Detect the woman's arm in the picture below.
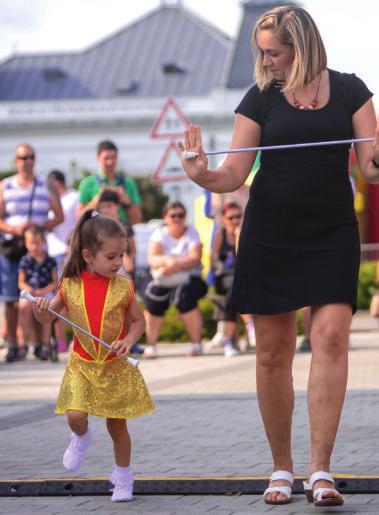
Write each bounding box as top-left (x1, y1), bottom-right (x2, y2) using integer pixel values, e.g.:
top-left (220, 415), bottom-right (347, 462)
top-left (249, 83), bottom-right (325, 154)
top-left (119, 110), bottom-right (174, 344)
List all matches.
top-left (44, 183), bottom-right (64, 231)
top-left (179, 115), bottom-right (261, 193)
top-left (210, 230), bottom-right (223, 269)
top-left (148, 240), bottom-right (171, 269)
top-left (352, 99), bottom-right (379, 183)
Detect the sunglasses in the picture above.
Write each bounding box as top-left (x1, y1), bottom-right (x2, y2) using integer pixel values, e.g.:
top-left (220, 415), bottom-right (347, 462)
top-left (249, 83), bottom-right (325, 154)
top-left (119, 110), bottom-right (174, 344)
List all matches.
top-left (168, 212), bottom-right (185, 219)
top-left (17, 155), bottom-right (35, 161)
top-left (226, 214), bottom-right (242, 221)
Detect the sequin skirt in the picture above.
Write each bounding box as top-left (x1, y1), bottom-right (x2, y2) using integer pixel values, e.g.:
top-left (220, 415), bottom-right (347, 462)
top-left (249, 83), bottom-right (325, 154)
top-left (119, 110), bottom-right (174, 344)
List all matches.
top-left (55, 352), bottom-right (155, 419)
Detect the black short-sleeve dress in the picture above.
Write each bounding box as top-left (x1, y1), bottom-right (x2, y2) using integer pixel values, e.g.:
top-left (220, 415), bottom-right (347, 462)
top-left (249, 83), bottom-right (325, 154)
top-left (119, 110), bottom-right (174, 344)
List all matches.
top-left (231, 69), bottom-right (373, 315)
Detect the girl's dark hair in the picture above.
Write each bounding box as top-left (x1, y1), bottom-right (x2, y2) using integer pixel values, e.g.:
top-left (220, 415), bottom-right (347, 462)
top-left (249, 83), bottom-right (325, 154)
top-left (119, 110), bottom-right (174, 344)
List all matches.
top-left (61, 209), bottom-right (126, 281)
top-left (162, 200), bottom-right (186, 216)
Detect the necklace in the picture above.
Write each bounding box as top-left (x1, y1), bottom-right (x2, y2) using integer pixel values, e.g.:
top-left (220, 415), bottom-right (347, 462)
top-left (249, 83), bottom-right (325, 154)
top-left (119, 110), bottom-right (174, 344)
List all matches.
top-left (292, 74), bottom-right (322, 110)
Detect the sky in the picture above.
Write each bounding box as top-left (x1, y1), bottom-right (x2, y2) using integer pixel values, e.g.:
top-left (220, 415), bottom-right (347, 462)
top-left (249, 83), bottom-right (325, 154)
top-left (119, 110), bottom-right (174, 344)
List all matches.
top-left (0, 0), bottom-right (378, 101)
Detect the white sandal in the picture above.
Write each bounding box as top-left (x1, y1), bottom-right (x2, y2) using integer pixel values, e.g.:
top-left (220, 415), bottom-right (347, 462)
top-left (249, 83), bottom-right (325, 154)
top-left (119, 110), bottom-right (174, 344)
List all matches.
top-left (303, 471), bottom-right (344, 507)
top-left (263, 470), bottom-right (294, 505)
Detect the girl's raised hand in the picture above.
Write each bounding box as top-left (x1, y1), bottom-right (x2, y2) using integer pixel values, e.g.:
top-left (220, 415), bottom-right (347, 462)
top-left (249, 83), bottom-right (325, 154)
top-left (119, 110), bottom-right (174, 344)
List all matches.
top-left (178, 124), bottom-right (208, 182)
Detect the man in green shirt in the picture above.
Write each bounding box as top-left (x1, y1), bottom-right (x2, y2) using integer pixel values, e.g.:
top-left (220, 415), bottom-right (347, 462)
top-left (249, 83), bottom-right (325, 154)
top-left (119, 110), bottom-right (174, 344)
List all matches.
top-left (78, 140), bottom-right (142, 224)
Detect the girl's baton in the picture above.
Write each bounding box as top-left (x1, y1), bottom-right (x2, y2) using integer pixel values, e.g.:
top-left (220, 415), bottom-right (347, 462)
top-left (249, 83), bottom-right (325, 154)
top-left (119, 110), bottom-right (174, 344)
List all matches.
top-left (20, 290), bottom-right (139, 368)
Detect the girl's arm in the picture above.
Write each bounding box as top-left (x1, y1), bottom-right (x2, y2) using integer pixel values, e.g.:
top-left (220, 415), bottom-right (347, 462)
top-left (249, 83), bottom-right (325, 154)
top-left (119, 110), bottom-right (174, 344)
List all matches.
top-left (111, 298), bottom-right (146, 356)
top-left (179, 116), bottom-right (261, 193)
top-left (33, 291), bottom-right (65, 324)
top-left (18, 271), bottom-right (33, 293)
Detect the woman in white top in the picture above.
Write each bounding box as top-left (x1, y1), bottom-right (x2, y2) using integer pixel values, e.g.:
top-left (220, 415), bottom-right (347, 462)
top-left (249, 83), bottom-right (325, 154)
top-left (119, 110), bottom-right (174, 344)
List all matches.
top-left (144, 201), bottom-right (207, 358)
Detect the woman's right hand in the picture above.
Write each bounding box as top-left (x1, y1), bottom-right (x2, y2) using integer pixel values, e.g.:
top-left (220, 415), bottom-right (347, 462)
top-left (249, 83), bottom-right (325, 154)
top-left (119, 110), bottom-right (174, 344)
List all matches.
top-left (179, 124), bottom-right (208, 182)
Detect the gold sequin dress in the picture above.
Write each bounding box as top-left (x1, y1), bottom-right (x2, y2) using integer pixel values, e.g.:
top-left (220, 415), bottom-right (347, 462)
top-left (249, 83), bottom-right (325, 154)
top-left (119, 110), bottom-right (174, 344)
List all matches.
top-left (55, 271), bottom-right (155, 418)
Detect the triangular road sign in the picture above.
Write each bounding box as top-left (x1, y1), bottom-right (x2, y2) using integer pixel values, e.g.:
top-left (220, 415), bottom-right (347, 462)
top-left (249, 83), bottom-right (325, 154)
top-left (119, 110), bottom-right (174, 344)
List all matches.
top-left (152, 141), bottom-right (188, 183)
top-left (151, 96), bottom-right (190, 139)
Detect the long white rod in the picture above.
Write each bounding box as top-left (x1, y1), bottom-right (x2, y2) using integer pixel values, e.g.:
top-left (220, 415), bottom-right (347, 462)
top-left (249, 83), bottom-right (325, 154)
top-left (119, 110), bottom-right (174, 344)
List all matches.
top-left (20, 290), bottom-right (139, 368)
top-left (183, 137), bottom-right (374, 159)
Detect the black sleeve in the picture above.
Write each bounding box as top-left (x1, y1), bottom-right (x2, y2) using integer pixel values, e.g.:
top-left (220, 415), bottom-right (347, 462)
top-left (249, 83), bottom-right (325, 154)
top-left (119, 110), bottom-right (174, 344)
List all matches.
top-left (348, 73), bottom-right (373, 115)
top-left (234, 84), bottom-right (266, 126)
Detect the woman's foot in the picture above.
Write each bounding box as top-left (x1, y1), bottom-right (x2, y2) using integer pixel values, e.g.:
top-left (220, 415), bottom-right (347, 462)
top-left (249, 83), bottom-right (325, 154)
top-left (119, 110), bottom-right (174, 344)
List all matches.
top-left (263, 470), bottom-right (294, 505)
top-left (304, 471), bottom-right (344, 506)
top-left (143, 345), bottom-right (157, 359)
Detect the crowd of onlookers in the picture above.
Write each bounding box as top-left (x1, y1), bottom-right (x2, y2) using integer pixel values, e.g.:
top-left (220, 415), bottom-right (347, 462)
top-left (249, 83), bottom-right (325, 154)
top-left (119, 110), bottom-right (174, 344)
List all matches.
top-left (0, 139), bottom-right (258, 364)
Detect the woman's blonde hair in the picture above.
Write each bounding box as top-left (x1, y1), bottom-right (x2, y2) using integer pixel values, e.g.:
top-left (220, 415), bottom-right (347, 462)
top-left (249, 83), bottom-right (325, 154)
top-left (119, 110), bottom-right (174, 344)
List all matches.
top-left (252, 6), bottom-right (327, 93)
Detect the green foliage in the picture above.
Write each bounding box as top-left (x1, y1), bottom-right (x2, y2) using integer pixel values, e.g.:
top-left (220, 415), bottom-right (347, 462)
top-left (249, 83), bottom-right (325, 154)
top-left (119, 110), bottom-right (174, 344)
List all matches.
top-left (0, 169), bottom-right (16, 180)
top-left (134, 176), bottom-right (168, 221)
top-left (357, 261), bottom-right (377, 309)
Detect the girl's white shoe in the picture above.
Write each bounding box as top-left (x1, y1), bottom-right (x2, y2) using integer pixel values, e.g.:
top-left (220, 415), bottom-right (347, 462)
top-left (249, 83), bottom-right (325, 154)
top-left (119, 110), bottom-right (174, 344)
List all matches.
top-left (63, 428), bottom-right (92, 470)
top-left (110, 467), bottom-right (134, 502)
top-left (263, 470), bottom-right (294, 505)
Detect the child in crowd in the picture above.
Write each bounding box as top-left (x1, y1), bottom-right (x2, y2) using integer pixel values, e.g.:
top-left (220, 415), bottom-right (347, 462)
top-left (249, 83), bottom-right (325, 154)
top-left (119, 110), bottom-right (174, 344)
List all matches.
top-left (18, 224), bottom-right (58, 360)
top-left (33, 210), bottom-right (154, 502)
top-left (98, 189), bottom-right (136, 280)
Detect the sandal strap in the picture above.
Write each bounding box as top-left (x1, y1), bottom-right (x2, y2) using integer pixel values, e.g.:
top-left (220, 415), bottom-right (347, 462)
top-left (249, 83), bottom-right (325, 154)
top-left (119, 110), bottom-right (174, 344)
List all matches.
top-left (263, 485), bottom-right (292, 500)
top-left (270, 470), bottom-right (294, 484)
top-left (308, 470), bottom-right (334, 489)
top-left (313, 487), bottom-right (340, 502)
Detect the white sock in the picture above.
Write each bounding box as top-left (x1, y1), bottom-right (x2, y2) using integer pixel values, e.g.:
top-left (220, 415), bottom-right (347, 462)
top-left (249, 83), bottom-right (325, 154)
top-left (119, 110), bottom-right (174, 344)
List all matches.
top-left (114, 465), bottom-right (131, 474)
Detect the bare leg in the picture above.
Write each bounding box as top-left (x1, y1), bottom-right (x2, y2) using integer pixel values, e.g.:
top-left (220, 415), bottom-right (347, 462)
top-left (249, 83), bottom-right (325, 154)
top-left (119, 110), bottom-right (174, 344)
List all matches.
top-left (254, 312), bottom-right (297, 503)
top-left (180, 307), bottom-right (202, 343)
top-left (5, 301), bottom-right (18, 344)
top-left (17, 301), bottom-right (34, 349)
top-left (307, 303), bottom-right (350, 501)
top-left (107, 418), bottom-right (131, 467)
top-left (144, 311), bottom-right (164, 346)
top-left (66, 410), bottom-right (88, 436)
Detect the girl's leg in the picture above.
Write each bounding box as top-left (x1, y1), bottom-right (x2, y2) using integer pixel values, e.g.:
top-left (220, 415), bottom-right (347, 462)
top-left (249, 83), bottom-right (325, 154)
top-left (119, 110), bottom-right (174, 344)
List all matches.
top-left (307, 303), bottom-right (351, 501)
top-left (66, 410), bottom-right (88, 435)
top-left (180, 307), bottom-right (202, 343)
top-left (254, 311), bottom-right (297, 503)
top-left (63, 410), bottom-right (91, 470)
top-left (106, 418), bottom-right (131, 467)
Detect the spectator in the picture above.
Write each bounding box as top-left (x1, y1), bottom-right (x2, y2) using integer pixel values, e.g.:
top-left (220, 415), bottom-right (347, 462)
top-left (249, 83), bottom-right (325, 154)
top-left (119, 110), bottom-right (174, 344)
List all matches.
top-left (144, 201), bottom-right (207, 358)
top-left (77, 140), bottom-right (142, 224)
top-left (98, 189), bottom-right (136, 280)
top-left (18, 225), bottom-right (58, 360)
top-left (210, 202), bottom-right (255, 356)
top-left (46, 169), bottom-right (78, 353)
top-left (0, 144), bottom-right (63, 362)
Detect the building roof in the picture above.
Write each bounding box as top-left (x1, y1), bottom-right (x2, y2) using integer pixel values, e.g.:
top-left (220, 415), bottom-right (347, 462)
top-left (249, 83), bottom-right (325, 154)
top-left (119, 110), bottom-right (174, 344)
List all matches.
top-left (227, 0), bottom-right (293, 89)
top-left (0, 4), bottom-right (231, 101)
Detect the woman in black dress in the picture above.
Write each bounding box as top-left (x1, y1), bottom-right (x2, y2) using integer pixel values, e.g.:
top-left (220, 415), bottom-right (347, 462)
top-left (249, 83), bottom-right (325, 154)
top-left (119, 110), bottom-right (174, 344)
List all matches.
top-left (180, 5), bottom-right (379, 508)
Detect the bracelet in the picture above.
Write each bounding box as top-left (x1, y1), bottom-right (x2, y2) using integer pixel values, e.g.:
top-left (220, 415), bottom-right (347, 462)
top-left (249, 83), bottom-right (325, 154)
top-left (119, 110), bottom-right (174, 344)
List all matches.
top-left (372, 158), bottom-right (379, 169)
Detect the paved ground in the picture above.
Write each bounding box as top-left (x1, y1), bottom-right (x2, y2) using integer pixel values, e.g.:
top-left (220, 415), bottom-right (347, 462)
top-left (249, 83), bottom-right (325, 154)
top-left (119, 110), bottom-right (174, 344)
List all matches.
top-left (0, 311), bottom-right (378, 514)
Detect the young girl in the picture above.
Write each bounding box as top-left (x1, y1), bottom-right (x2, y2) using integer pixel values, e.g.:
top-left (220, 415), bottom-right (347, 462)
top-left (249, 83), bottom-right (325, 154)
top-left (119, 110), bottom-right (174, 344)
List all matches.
top-left (33, 209), bottom-right (155, 502)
